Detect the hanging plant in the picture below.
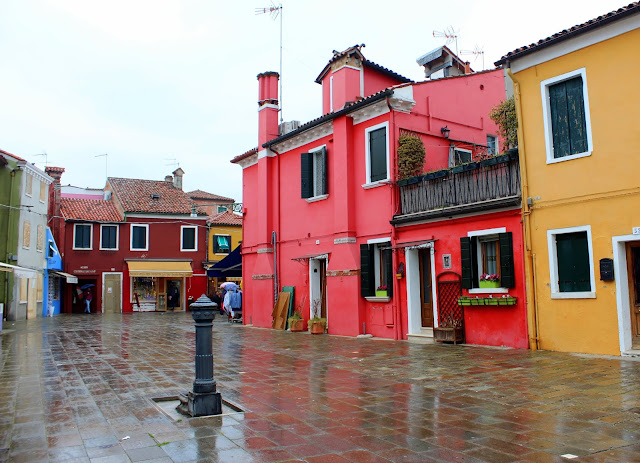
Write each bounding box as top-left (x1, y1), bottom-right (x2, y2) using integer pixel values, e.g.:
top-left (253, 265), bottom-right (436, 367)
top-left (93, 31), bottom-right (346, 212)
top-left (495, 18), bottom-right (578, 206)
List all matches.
top-left (489, 97), bottom-right (518, 151)
top-left (397, 133), bottom-right (425, 180)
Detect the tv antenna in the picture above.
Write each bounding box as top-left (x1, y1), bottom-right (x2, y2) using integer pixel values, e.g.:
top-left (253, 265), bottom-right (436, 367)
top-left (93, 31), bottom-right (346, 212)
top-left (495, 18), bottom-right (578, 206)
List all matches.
top-left (433, 26), bottom-right (459, 55)
top-left (256, 3), bottom-right (283, 124)
top-left (461, 45), bottom-right (485, 70)
top-left (165, 158), bottom-right (179, 170)
top-left (34, 151), bottom-right (48, 168)
top-left (95, 153), bottom-right (108, 183)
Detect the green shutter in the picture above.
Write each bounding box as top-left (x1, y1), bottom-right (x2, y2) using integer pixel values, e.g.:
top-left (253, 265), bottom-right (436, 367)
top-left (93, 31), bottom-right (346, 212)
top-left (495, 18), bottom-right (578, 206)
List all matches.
top-left (319, 147), bottom-right (327, 195)
top-left (384, 248), bottom-right (393, 297)
top-left (360, 244), bottom-right (374, 297)
top-left (369, 128), bottom-right (387, 182)
top-left (550, 82), bottom-right (570, 159)
top-left (565, 76), bottom-right (588, 155)
top-left (460, 237), bottom-right (474, 289)
top-left (301, 152), bottom-right (313, 198)
top-left (499, 232), bottom-right (515, 288)
top-left (556, 232), bottom-right (591, 292)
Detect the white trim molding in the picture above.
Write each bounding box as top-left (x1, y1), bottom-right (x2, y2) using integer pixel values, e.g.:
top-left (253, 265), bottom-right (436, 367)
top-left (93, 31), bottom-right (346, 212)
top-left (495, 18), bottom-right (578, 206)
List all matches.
top-left (389, 86), bottom-right (416, 113)
top-left (271, 121), bottom-right (333, 153)
top-left (73, 223), bottom-right (93, 250)
top-left (612, 234), bottom-right (640, 354)
top-left (130, 224), bottom-right (149, 251)
top-left (364, 121), bottom-right (390, 185)
top-left (547, 225), bottom-right (596, 299)
top-left (348, 100), bottom-right (389, 125)
top-left (541, 68), bottom-right (593, 164)
top-left (237, 152), bottom-right (258, 169)
top-left (257, 148), bottom-right (277, 159)
top-left (180, 225), bottom-right (198, 252)
top-left (99, 224), bottom-right (119, 251)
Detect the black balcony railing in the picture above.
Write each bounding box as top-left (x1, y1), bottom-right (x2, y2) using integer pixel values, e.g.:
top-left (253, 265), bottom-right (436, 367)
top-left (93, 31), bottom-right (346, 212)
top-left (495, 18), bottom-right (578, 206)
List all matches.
top-left (394, 150), bottom-right (521, 223)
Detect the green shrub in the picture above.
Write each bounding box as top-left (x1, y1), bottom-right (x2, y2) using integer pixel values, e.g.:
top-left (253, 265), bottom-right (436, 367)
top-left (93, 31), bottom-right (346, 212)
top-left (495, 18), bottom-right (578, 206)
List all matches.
top-left (397, 134), bottom-right (426, 180)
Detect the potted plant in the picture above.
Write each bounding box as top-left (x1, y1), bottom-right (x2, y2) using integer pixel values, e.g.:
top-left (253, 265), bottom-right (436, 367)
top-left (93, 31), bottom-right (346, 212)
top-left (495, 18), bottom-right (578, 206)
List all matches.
top-left (479, 274), bottom-right (500, 289)
top-left (375, 285), bottom-right (388, 297)
top-left (433, 315), bottom-right (464, 344)
top-left (288, 310), bottom-right (304, 332)
top-left (309, 316), bottom-right (327, 334)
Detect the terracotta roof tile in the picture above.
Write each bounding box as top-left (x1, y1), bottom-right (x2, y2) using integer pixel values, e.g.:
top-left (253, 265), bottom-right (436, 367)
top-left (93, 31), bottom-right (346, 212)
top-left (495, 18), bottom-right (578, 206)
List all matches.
top-left (61, 198), bottom-right (123, 222)
top-left (108, 177), bottom-right (204, 215)
top-left (207, 211), bottom-right (242, 226)
top-left (188, 189), bottom-right (235, 202)
top-left (0, 149), bottom-right (26, 162)
top-left (231, 147), bottom-right (258, 164)
top-left (496, 2), bottom-right (640, 65)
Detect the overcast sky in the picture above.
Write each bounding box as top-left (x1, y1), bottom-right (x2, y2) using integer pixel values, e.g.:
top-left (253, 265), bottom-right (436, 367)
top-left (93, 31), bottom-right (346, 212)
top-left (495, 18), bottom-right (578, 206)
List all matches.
top-left (0, 0), bottom-right (625, 202)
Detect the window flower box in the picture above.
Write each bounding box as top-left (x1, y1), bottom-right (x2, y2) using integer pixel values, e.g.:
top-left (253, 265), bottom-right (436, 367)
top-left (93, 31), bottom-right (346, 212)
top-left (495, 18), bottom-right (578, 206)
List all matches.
top-left (424, 169), bottom-right (448, 181)
top-left (375, 290), bottom-right (388, 297)
top-left (479, 281), bottom-right (500, 289)
top-left (497, 297), bottom-right (517, 306)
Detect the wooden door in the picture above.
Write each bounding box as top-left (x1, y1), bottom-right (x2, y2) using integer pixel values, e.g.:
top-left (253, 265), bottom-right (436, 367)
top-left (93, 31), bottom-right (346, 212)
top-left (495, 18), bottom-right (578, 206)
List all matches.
top-left (103, 274), bottom-right (121, 314)
top-left (627, 245), bottom-right (640, 348)
top-left (419, 250), bottom-right (434, 328)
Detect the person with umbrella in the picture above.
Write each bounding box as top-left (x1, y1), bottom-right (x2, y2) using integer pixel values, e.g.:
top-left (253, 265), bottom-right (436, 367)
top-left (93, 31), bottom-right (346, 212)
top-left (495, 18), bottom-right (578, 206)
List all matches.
top-left (81, 284), bottom-right (94, 313)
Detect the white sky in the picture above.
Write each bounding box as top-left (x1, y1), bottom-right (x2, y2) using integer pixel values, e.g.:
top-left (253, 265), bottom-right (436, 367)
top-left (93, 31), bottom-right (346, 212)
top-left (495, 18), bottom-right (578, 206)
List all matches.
top-left (0, 0), bottom-right (625, 203)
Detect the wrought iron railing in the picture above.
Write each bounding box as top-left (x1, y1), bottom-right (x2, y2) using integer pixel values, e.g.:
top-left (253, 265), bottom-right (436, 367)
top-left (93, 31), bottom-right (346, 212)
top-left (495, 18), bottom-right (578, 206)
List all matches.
top-left (398, 151), bottom-right (520, 216)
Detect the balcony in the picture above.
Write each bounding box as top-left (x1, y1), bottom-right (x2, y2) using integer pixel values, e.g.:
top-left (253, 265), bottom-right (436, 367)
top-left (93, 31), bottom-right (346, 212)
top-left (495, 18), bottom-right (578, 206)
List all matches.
top-left (392, 149), bottom-right (521, 225)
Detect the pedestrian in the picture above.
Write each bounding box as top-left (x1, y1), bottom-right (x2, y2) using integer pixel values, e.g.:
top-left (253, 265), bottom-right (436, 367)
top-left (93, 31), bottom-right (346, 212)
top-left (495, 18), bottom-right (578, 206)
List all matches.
top-left (84, 288), bottom-right (92, 313)
top-left (212, 290), bottom-right (222, 314)
top-left (168, 285), bottom-right (180, 311)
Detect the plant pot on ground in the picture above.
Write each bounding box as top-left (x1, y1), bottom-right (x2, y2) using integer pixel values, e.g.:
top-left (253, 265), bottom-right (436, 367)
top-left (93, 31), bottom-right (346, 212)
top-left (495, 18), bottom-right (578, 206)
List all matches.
top-left (309, 317), bottom-right (326, 334)
top-left (288, 310), bottom-right (304, 332)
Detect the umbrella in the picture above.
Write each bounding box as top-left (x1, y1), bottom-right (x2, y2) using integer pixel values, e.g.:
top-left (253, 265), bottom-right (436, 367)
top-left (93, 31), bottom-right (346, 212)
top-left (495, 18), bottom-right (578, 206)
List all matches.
top-left (220, 282), bottom-right (238, 290)
top-left (80, 284), bottom-right (95, 290)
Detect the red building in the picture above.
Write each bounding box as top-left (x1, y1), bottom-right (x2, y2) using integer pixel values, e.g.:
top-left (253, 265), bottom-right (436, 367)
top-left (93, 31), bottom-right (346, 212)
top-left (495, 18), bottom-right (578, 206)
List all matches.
top-left (234, 45), bottom-right (528, 347)
top-left (55, 169), bottom-right (208, 313)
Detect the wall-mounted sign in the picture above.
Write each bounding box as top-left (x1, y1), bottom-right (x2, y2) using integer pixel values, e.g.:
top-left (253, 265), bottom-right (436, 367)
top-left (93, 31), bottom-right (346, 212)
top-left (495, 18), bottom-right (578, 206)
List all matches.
top-left (633, 227), bottom-right (640, 235)
top-left (600, 258), bottom-right (614, 281)
top-left (443, 254), bottom-right (452, 269)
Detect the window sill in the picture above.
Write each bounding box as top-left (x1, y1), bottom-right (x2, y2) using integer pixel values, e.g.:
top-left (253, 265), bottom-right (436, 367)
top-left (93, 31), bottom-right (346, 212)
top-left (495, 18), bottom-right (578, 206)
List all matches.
top-left (100, 248), bottom-right (119, 251)
top-left (547, 150), bottom-right (592, 164)
top-left (468, 288), bottom-right (509, 294)
top-left (551, 291), bottom-right (596, 299)
top-left (130, 249), bottom-right (148, 252)
top-left (180, 249), bottom-right (198, 252)
top-left (306, 194), bottom-right (328, 203)
top-left (365, 296), bottom-right (391, 303)
top-left (362, 180), bottom-right (390, 190)
top-left (72, 248), bottom-right (92, 251)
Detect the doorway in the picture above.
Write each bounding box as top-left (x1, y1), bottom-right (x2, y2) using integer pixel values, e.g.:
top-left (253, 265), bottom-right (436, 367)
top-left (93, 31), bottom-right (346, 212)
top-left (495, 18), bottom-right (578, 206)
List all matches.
top-left (103, 273), bottom-right (122, 314)
top-left (419, 250), bottom-right (434, 328)
top-left (627, 244), bottom-right (640, 349)
top-left (406, 245), bottom-right (437, 336)
top-left (166, 279), bottom-right (182, 311)
top-left (309, 258), bottom-right (327, 321)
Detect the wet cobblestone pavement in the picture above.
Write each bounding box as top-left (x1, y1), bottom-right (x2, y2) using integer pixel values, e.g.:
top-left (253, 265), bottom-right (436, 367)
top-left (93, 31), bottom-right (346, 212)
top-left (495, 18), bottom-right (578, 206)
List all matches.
top-left (1, 313), bottom-right (640, 462)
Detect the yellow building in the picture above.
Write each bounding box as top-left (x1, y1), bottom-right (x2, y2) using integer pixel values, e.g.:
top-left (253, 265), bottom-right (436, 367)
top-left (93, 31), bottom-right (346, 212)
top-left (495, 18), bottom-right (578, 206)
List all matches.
top-left (206, 210), bottom-right (243, 294)
top-left (497, 4), bottom-right (640, 355)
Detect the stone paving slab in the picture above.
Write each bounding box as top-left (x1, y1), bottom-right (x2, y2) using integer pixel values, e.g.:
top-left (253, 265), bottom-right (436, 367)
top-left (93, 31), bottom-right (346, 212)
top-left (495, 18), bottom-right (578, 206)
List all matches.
top-left (1, 313), bottom-right (640, 462)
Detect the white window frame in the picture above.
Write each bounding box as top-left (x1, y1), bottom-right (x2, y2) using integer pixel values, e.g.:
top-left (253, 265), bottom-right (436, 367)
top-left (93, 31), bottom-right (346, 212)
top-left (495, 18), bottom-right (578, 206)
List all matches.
top-left (100, 224), bottom-right (119, 251)
top-left (454, 148), bottom-right (472, 166)
top-left (541, 68), bottom-right (593, 164)
top-left (306, 144), bottom-right (329, 202)
top-left (363, 121), bottom-right (390, 188)
top-left (130, 224), bottom-right (149, 251)
top-left (486, 135), bottom-right (498, 155)
top-left (367, 237), bottom-right (391, 295)
top-left (181, 225), bottom-right (198, 252)
top-left (547, 225), bottom-right (596, 299)
top-left (73, 223), bottom-right (93, 250)
top-left (467, 227), bottom-right (509, 294)
top-left (217, 205), bottom-right (228, 213)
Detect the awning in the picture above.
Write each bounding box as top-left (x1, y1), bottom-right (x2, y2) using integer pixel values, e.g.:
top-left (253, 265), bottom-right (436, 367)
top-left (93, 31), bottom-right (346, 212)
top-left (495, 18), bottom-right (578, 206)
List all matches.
top-left (0, 262), bottom-right (38, 279)
top-left (207, 246), bottom-right (242, 277)
top-left (50, 270), bottom-right (79, 284)
top-left (381, 239), bottom-right (437, 250)
top-left (291, 252), bottom-right (329, 262)
top-left (127, 261), bottom-right (193, 278)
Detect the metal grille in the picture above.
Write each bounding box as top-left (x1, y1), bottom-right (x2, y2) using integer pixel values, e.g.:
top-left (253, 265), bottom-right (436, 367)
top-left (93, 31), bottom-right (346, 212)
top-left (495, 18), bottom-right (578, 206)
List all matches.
top-left (437, 271), bottom-right (463, 326)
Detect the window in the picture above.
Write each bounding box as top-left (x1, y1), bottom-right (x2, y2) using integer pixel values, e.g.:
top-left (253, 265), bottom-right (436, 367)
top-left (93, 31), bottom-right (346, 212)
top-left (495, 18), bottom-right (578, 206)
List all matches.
top-left (39, 181), bottom-right (47, 202)
top-left (214, 235), bottom-right (231, 254)
top-left (25, 174), bottom-right (33, 196)
top-left (22, 221), bottom-right (31, 249)
top-left (487, 135), bottom-right (498, 155)
top-left (461, 229), bottom-right (515, 291)
top-left (181, 226), bottom-right (197, 251)
top-left (454, 148), bottom-right (472, 165)
top-left (217, 205), bottom-right (228, 213)
top-left (36, 224), bottom-right (44, 252)
top-left (301, 146), bottom-right (327, 199)
top-left (100, 224), bottom-right (118, 250)
top-left (19, 278), bottom-right (28, 303)
top-left (547, 226), bottom-right (595, 299)
top-left (360, 240), bottom-right (393, 298)
top-left (541, 68), bottom-right (592, 163)
top-left (131, 224), bottom-right (149, 251)
top-left (36, 273), bottom-right (43, 302)
top-left (365, 123), bottom-right (389, 185)
top-left (73, 224), bottom-right (92, 250)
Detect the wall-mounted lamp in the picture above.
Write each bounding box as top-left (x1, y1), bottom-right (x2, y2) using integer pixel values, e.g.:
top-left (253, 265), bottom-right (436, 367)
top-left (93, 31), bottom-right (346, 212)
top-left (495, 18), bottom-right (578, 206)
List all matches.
top-left (440, 126), bottom-right (450, 139)
top-left (190, 205), bottom-right (197, 218)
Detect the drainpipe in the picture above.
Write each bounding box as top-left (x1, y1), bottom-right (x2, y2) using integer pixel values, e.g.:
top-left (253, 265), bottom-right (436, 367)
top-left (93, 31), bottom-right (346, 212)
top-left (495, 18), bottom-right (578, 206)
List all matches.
top-left (272, 231), bottom-right (278, 304)
top-left (4, 169), bottom-right (17, 313)
top-left (387, 97), bottom-right (402, 341)
top-left (506, 65), bottom-right (539, 350)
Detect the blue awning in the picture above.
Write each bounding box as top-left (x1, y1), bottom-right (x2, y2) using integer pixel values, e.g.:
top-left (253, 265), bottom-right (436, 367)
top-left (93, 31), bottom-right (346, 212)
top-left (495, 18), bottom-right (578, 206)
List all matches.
top-left (207, 245), bottom-right (242, 277)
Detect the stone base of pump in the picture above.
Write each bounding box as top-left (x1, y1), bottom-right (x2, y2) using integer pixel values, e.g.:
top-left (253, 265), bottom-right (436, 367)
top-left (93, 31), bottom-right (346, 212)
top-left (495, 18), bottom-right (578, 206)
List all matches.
top-left (176, 391), bottom-right (222, 417)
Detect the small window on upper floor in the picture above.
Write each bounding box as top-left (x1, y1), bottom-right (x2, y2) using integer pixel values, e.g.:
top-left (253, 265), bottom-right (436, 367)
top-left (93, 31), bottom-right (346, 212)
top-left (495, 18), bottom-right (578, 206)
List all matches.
top-left (487, 135), bottom-right (498, 155)
top-left (214, 235), bottom-right (231, 254)
top-left (74, 224), bottom-right (92, 250)
top-left (453, 148), bottom-right (472, 166)
top-left (39, 181), bottom-right (47, 202)
top-left (100, 224), bottom-right (118, 250)
top-left (36, 224), bottom-right (44, 252)
top-left (181, 226), bottom-right (197, 251)
top-left (217, 205), bottom-right (228, 213)
top-left (131, 224), bottom-right (148, 251)
top-left (301, 146), bottom-right (327, 199)
top-left (22, 221), bottom-right (31, 249)
top-left (25, 174), bottom-right (33, 196)
top-left (365, 123), bottom-right (389, 185)
top-left (541, 68), bottom-right (592, 164)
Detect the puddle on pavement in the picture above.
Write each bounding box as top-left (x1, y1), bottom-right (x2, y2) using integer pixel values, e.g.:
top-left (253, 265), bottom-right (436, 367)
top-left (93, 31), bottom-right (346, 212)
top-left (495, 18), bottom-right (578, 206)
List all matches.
top-left (151, 396), bottom-right (244, 422)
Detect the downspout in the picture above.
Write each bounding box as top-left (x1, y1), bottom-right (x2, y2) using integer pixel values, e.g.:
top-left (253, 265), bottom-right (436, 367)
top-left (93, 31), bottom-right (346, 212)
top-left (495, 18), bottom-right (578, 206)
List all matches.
top-left (4, 169), bottom-right (16, 313)
top-left (387, 97), bottom-right (402, 341)
top-left (507, 65), bottom-right (539, 350)
top-left (271, 145), bottom-right (282, 306)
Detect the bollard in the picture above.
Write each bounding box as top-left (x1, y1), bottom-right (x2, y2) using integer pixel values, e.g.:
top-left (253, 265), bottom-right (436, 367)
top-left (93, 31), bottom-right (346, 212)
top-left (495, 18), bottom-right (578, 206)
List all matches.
top-left (177, 294), bottom-right (222, 417)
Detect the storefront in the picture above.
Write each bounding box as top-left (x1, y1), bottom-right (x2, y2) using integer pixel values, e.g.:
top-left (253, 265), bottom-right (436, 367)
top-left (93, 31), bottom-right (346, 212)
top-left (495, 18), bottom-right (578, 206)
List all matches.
top-left (127, 260), bottom-right (193, 312)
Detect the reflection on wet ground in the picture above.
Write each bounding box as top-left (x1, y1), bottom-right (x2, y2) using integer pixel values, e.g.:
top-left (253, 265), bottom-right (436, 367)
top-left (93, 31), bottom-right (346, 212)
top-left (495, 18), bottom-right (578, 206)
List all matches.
top-left (1, 312), bottom-right (640, 462)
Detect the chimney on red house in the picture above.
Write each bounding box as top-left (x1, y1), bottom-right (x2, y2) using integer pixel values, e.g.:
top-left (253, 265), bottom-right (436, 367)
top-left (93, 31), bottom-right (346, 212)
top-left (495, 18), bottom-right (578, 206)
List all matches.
top-left (257, 71), bottom-right (280, 146)
top-left (45, 166), bottom-right (65, 246)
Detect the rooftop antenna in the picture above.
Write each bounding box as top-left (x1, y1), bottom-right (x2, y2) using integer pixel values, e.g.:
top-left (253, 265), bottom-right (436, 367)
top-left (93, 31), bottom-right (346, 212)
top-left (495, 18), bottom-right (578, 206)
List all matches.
top-left (461, 44), bottom-right (485, 70)
top-left (433, 26), bottom-right (459, 56)
top-left (95, 153), bottom-right (108, 183)
top-left (165, 158), bottom-right (179, 170)
top-left (34, 151), bottom-right (48, 168)
top-left (256, 3), bottom-right (283, 124)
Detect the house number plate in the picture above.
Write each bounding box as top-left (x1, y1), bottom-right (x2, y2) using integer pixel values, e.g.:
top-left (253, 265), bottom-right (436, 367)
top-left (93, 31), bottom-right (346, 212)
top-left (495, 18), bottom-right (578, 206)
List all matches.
top-left (633, 227), bottom-right (640, 235)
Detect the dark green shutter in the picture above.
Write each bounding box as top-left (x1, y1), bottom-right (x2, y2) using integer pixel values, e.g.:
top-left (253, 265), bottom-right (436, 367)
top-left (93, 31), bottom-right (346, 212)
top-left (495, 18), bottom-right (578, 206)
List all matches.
top-left (460, 237), bottom-right (474, 289)
top-left (369, 128), bottom-right (387, 182)
top-left (550, 76), bottom-right (587, 159)
top-left (301, 152), bottom-right (313, 198)
top-left (550, 82), bottom-right (570, 159)
top-left (499, 232), bottom-right (515, 288)
top-left (556, 232), bottom-right (591, 292)
top-left (319, 147), bottom-right (327, 195)
top-left (360, 244), bottom-right (374, 297)
top-left (384, 248), bottom-right (393, 297)
top-left (565, 77), bottom-right (588, 154)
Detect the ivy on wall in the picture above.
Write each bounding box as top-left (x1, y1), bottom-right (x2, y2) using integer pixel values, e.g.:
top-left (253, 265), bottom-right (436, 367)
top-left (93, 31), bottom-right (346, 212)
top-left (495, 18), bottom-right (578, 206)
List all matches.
top-left (489, 97), bottom-right (518, 151)
top-left (397, 133), bottom-right (426, 180)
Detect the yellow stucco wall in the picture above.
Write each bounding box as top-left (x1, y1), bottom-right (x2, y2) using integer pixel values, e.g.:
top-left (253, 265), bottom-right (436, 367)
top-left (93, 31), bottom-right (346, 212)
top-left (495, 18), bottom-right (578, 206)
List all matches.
top-left (208, 225), bottom-right (242, 263)
top-left (514, 27), bottom-right (640, 355)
